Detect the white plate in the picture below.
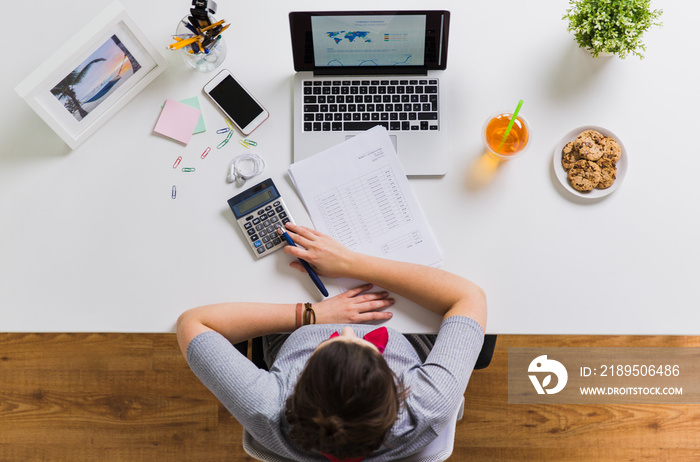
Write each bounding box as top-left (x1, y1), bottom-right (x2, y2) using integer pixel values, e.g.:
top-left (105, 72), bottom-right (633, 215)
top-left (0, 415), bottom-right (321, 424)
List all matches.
top-left (552, 125), bottom-right (628, 199)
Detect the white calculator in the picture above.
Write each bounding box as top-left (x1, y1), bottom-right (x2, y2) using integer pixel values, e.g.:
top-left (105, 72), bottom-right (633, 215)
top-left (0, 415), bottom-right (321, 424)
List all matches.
top-left (227, 178), bottom-right (294, 258)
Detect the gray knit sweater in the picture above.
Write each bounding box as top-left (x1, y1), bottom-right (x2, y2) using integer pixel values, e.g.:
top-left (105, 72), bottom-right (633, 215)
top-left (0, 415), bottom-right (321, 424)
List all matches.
top-left (187, 316), bottom-right (484, 461)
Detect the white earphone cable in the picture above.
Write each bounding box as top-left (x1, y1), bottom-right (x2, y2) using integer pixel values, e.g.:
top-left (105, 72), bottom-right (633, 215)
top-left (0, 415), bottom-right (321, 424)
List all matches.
top-left (227, 153), bottom-right (266, 186)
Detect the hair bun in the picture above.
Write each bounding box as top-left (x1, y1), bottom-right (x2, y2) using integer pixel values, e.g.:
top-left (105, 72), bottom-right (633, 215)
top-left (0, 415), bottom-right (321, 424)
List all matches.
top-left (315, 414), bottom-right (348, 446)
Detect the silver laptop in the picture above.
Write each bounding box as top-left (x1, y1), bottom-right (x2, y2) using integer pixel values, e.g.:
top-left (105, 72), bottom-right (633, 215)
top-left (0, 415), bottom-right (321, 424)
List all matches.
top-left (290, 10), bottom-right (451, 176)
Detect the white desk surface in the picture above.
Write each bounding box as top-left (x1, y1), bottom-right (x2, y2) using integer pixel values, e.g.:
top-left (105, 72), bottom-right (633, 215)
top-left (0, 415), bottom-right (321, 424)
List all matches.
top-left (1, 0), bottom-right (697, 334)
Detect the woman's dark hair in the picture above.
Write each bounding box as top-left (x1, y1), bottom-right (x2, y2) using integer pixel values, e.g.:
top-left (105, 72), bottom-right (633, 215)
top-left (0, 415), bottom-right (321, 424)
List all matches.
top-left (285, 340), bottom-right (404, 459)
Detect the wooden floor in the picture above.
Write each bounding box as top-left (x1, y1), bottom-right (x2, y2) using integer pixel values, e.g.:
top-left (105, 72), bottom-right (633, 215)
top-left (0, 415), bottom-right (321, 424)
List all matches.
top-left (1, 334), bottom-right (699, 461)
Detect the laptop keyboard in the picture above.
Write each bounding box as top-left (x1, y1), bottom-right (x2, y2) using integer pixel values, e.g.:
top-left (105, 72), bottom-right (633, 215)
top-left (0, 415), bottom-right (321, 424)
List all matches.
top-left (302, 79), bottom-right (439, 132)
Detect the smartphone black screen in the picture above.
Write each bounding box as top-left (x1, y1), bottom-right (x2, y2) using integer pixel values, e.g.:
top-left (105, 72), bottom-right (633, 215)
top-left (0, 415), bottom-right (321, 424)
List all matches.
top-left (209, 75), bottom-right (264, 128)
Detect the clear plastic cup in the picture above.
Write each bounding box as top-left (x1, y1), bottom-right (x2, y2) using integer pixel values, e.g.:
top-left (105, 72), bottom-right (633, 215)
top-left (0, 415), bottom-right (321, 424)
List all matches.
top-left (482, 111), bottom-right (531, 160)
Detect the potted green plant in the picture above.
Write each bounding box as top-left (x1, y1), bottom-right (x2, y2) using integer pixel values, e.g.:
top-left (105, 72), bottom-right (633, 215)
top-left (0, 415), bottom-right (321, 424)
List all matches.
top-left (563, 0), bottom-right (662, 59)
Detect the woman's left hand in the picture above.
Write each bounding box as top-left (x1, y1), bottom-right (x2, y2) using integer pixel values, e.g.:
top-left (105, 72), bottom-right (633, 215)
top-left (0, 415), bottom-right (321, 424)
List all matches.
top-left (314, 283), bottom-right (394, 324)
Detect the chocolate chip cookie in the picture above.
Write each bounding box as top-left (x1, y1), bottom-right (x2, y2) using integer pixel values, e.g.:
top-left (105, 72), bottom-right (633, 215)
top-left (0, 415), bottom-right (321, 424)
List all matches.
top-left (561, 142), bottom-right (579, 170)
top-left (599, 137), bottom-right (622, 164)
top-left (574, 135), bottom-right (603, 161)
top-left (568, 160), bottom-right (602, 192)
top-left (596, 158), bottom-right (617, 189)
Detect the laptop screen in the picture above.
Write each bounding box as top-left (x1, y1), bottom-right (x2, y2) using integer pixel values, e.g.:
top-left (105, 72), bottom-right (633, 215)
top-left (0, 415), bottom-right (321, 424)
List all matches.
top-left (310, 14), bottom-right (427, 67)
top-left (290, 10), bottom-right (450, 74)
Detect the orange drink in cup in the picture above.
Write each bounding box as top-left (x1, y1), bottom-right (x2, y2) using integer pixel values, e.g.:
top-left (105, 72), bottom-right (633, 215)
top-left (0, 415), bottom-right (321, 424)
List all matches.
top-left (482, 106), bottom-right (530, 160)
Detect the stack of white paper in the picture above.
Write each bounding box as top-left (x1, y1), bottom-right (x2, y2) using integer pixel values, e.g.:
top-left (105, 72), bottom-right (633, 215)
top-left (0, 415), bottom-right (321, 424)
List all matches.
top-left (289, 126), bottom-right (443, 292)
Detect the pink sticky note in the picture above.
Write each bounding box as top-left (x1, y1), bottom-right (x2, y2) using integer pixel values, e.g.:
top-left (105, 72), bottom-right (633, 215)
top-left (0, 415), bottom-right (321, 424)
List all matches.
top-left (153, 98), bottom-right (202, 145)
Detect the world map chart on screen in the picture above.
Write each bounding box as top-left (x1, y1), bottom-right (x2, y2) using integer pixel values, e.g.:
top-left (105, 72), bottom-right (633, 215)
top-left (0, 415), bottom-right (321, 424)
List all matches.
top-left (326, 31), bottom-right (372, 44)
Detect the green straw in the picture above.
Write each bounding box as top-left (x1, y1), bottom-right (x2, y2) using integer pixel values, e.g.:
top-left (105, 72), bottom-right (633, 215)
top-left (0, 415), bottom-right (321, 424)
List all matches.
top-left (497, 99), bottom-right (524, 152)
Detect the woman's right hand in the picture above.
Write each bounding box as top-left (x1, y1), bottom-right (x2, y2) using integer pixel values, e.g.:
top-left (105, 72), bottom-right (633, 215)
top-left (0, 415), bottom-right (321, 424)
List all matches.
top-left (282, 223), bottom-right (358, 279)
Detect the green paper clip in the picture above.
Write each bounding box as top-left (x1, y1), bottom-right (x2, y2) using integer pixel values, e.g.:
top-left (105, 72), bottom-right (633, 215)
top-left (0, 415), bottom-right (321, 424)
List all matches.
top-left (182, 167), bottom-right (196, 172)
top-left (217, 131), bottom-right (233, 149)
top-left (244, 139), bottom-right (257, 146)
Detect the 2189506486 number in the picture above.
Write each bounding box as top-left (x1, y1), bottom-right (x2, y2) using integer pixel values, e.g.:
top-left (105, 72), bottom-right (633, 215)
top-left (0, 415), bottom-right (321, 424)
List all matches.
top-left (600, 364), bottom-right (680, 377)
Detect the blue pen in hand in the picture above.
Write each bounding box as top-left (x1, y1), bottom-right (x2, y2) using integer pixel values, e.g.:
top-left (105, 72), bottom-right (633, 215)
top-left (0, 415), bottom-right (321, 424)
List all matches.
top-left (279, 226), bottom-right (329, 297)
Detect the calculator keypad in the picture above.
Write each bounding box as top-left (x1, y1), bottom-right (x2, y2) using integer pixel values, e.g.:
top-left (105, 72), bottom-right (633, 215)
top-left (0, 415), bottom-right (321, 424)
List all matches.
top-left (241, 200), bottom-right (293, 257)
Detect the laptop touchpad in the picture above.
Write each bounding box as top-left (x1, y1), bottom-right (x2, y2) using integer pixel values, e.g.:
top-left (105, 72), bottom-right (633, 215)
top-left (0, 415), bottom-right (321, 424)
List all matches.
top-left (345, 134), bottom-right (398, 152)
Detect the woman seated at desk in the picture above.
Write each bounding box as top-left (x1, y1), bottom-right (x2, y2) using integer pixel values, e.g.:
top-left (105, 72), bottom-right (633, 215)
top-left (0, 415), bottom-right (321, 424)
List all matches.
top-left (177, 222), bottom-right (486, 461)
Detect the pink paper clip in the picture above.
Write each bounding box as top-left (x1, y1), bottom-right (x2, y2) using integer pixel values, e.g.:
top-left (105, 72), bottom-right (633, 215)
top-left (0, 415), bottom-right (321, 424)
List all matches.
top-left (201, 147), bottom-right (211, 159)
top-left (173, 156), bottom-right (182, 169)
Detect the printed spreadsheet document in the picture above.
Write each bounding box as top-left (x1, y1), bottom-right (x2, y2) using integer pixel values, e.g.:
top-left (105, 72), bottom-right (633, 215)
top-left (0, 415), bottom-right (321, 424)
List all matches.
top-left (288, 126), bottom-right (443, 292)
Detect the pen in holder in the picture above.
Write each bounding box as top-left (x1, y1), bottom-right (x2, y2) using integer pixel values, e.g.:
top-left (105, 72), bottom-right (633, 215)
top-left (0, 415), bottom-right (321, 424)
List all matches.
top-left (175, 15), bottom-right (227, 72)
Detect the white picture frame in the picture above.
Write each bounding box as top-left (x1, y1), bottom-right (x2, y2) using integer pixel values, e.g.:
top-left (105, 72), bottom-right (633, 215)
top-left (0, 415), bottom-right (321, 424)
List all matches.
top-left (15, 1), bottom-right (167, 149)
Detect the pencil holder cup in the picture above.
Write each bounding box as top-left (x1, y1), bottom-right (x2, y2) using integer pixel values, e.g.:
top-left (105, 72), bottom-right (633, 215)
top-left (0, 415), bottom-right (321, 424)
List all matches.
top-left (176, 16), bottom-right (227, 72)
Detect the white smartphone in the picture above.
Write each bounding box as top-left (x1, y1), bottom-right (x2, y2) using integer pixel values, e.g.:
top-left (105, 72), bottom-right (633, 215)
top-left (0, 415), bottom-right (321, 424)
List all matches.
top-left (203, 69), bottom-right (269, 135)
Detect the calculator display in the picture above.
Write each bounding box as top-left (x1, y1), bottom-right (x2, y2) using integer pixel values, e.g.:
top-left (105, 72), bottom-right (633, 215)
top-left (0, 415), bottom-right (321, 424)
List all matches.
top-left (238, 189), bottom-right (275, 215)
